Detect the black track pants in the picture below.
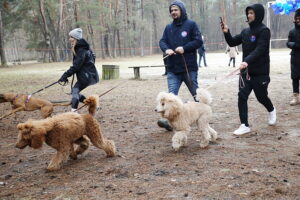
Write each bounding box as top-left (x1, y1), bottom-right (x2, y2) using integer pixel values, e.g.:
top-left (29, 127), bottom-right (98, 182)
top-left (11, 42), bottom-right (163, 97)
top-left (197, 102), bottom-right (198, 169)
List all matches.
top-left (238, 75), bottom-right (274, 127)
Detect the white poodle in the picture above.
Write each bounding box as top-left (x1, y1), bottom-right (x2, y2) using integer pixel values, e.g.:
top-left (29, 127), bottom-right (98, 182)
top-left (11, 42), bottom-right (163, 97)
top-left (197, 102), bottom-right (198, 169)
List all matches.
top-left (155, 88), bottom-right (217, 151)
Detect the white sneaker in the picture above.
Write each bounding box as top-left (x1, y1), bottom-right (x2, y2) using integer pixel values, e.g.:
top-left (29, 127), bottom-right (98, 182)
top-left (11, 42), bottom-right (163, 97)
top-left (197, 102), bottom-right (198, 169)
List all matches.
top-left (268, 107), bottom-right (276, 126)
top-left (233, 124), bottom-right (251, 135)
top-left (71, 108), bottom-right (78, 113)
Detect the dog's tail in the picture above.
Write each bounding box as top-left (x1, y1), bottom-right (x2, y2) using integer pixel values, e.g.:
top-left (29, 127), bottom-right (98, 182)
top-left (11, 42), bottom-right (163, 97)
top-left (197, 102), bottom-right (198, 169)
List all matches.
top-left (196, 88), bottom-right (212, 105)
top-left (83, 95), bottom-right (99, 116)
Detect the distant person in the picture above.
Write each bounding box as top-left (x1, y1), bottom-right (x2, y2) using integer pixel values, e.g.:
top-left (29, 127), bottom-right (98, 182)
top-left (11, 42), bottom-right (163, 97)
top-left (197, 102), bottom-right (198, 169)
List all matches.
top-left (58, 28), bottom-right (99, 112)
top-left (225, 45), bottom-right (239, 67)
top-left (198, 36), bottom-right (207, 67)
top-left (158, 0), bottom-right (202, 131)
top-left (287, 8), bottom-right (300, 106)
top-left (220, 3), bottom-right (276, 135)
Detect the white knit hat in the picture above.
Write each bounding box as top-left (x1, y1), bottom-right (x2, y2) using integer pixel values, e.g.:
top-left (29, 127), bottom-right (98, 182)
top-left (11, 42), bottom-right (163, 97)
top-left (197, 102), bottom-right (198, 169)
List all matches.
top-left (69, 28), bottom-right (82, 40)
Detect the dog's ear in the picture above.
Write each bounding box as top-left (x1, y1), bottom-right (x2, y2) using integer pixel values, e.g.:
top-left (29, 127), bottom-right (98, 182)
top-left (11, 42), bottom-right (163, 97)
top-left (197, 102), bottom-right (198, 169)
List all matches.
top-left (164, 99), bottom-right (180, 119)
top-left (30, 126), bottom-right (47, 149)
top-left (17, 123), bottom-right (33, 134)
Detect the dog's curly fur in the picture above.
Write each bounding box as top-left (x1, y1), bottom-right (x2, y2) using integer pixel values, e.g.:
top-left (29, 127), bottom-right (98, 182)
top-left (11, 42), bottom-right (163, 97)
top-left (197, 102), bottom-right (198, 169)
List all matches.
top-left (15, 95), bottom-right (116, 171)
top-left (0, 93), bottom-right (71, 120)
top-left (155, 88), bottom-right (218, 151)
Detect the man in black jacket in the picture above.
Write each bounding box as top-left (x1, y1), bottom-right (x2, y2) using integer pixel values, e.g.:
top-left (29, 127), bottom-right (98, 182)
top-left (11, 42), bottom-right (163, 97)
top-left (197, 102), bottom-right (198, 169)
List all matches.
top-left (287, 8), bottom-right (300, 106)
top-left (220, 3), bottom-right (276, 135)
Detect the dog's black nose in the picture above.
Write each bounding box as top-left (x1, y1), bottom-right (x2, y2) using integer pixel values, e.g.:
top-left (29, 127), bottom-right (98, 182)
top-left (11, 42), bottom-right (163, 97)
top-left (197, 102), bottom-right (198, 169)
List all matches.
top-left (154, 109), bottom-right (157, 112)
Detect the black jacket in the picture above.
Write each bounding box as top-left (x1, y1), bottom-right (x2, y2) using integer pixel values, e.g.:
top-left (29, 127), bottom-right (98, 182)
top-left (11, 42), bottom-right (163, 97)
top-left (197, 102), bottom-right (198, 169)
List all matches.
top-left (224, 4), bottom-right (270, 76)
top-left (62, 39), bottom-right (99, 86)
top-left (287, 24), bottom-right (300, 79)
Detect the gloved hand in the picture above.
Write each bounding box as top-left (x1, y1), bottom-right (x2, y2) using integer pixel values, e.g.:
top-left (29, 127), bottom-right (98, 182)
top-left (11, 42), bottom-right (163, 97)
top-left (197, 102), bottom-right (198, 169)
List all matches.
top-left (58, 75), bottom-right (68, 83)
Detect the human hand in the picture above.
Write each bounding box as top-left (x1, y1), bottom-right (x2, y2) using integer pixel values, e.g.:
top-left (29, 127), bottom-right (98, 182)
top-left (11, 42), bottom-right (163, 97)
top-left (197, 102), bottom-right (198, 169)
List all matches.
top-left (239, 62), bottom-right (248, 69)
top-left (175, 47), bottom-right (184, 54)
top-left (220, 19), bottom-right (228, 33)
top-left (165, 49), bottom-right (175, 55)
top-left (58, 75), bottom-right (68, 84)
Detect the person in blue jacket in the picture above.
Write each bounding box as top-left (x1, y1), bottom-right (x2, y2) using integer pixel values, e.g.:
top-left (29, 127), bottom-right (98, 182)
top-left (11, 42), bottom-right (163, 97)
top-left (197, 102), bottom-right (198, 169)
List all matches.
top-left (158, 0), bottom-right (203, 131)
top-left (59, 28), bottom-right (99, 112)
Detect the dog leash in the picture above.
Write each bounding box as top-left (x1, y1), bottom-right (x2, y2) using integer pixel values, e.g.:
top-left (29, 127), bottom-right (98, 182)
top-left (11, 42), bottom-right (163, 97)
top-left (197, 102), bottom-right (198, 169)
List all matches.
top-left (31, 81), bottom-right (67, 96)
top-left (205, 68), bottom-right (240, 90)
top-left (74, 80), bottom-right (128, 112)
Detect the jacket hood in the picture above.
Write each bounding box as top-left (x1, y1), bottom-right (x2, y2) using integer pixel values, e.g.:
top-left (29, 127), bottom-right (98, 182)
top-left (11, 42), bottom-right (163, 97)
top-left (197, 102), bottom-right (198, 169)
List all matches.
top-left (294, 8), bottom-right (300, 29)
top-left (169, 0), bottom-right (187, 24)
top-left (246, 4), bottom-right (265, 27)
top-left (75, 38), bottom-right (90, 50)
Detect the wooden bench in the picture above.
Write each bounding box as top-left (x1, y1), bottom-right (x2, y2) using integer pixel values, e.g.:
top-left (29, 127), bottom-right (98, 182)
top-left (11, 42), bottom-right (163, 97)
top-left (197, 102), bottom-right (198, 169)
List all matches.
top-left (129, 65), bottom-right (165, 79)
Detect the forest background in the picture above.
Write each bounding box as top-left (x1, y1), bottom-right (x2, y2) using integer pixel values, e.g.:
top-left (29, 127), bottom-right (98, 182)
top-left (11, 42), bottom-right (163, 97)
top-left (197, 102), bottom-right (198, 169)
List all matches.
top-left (0, 0), bottom-right (294, 66)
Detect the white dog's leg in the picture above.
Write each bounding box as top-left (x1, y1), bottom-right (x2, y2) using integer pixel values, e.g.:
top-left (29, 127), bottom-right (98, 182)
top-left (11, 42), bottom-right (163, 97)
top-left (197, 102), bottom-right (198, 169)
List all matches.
top-left (197, 119), bottom-right (211, 148)
top-left (172, 131), bottom-right (188, 151)
top-left (199, 128), bottom-right (210, 148)
top-left (208, 125), bottom-right (218, 142)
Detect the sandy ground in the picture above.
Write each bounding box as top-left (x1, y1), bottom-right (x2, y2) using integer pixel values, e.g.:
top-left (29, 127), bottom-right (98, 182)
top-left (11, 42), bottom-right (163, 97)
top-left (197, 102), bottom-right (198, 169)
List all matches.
top-left (0, 50), bottom-right (299, 200)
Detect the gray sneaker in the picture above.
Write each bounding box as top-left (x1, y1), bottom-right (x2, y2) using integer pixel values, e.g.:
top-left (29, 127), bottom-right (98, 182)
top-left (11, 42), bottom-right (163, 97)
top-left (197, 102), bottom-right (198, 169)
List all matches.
top-left (157, 119), bottom-right (173, 131)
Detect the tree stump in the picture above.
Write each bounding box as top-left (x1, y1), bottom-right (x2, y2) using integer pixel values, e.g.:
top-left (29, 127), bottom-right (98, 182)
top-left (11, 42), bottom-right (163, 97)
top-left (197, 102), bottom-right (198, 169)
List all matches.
top-left (102, 65), bottom-right (120, 80)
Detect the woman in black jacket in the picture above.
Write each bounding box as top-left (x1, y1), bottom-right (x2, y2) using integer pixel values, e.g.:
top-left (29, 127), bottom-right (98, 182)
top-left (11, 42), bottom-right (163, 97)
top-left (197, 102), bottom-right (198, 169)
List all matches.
top-left (287, 8), bottom-right (300, 105)
top-left (59, 28), bottom-right (99, 112)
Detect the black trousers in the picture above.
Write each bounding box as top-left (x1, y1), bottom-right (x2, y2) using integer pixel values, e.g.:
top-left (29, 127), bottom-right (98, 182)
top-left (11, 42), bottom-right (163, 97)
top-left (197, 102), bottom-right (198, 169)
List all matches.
top-left (238, 75), bottom-right (274, 127)
top-left (292, 78), bottom-right (299, 93)
top-left (228, 57), bottom-right (235, 67)
top-left (71, 82), bottom-right (88, 109)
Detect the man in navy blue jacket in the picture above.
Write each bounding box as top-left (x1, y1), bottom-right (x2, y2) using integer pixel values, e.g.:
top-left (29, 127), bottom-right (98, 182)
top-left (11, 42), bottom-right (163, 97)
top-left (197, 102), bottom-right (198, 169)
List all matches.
top-left (158, 0), bottom-right (203, 131)
top-left (221, 4), bottom-right (276, 135)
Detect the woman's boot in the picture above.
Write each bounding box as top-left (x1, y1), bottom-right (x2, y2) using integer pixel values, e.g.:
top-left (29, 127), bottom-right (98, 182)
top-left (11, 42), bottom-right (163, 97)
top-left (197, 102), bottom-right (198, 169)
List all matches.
top-left (290, 93), bottom-right (300, 105)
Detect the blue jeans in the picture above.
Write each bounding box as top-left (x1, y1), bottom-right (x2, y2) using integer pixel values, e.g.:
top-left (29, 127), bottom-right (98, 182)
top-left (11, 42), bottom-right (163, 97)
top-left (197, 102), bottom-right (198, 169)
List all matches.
top-left (198, 53), bottom-right (207, 67)
top-left (167, 71), bottom-right (198, 99)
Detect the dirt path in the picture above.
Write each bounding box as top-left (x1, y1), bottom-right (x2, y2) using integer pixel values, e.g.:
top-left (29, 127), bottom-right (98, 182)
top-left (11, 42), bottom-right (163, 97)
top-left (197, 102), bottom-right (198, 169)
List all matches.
top-left (0, 51), bottom-right (299, 199)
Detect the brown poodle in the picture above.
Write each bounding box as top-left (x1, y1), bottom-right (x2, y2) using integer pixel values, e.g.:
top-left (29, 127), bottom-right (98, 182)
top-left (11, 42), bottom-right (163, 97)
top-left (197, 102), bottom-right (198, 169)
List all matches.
top-left (0, 93), bottom-right (71, 120)
top-left (15, 95), bottom-right (116, 171)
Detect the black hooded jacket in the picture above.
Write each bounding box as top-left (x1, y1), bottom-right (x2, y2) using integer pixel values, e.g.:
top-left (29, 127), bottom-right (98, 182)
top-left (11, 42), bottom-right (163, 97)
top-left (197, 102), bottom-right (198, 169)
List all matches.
top-left (224, 4), bottom-right (270, 76)
top-left (287, 15), bottom-right (300, 78)
top-left (62, 38), bottom-right (99, 86)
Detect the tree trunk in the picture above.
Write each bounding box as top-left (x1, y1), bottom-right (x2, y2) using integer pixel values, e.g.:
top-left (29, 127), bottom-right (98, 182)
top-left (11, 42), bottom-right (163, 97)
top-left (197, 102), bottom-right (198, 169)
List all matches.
top-left (232, 0), bottom-right (237, 34)
top-left (140, 0), bottom-right (144, 56)
top-left (151, 10), bottom-right (158, 54)
top-left (0, 10), bottom-right (7, 67)
top-left (38, 0), bottom-right (52, 62)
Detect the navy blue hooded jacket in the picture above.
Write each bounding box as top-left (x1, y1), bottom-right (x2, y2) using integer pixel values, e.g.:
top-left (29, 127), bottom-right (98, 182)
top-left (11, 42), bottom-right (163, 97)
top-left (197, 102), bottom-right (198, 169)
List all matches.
top-left (224, 4), bottom-right (270, 76)
top-left (159, 0), bottom-right (203, 73)
top-left (62, 38), bottom-right (99, 86)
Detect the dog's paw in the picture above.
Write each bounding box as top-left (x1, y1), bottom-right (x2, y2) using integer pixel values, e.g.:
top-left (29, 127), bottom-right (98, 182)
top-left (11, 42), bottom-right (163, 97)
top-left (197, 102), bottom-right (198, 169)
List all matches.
top-left (199, 141), bottom-right (209, 148)
top-left (172, 139), bottom-right (183, 151)
top-left (69, 153), bottom-right (78, 160)
top-left (46, 165), bottom-right (61, 171)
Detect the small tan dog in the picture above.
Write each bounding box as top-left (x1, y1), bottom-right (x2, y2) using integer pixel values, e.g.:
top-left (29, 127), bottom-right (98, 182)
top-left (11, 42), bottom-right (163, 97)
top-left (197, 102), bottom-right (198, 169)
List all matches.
top-left (0, 93), bottom-right (70, 119)
top-left (155, 88), bottom-right (217, 151)
top-left (15, 95), bottom-right (116, 171)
